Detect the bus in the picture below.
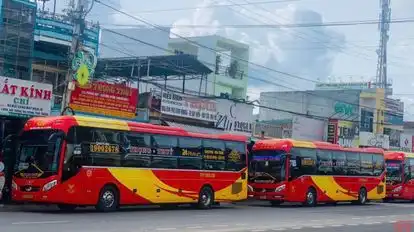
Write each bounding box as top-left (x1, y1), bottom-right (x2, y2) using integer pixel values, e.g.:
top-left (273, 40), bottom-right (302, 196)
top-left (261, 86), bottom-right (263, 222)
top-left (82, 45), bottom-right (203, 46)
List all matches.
top-left (0, 156), bottom-right (4, 201)
top-left (10, 116), bottom-right (248, 211)
top-left (248, 139), bottom-right (386, 206)
top-left (384, 151), bottom-right (414, 202)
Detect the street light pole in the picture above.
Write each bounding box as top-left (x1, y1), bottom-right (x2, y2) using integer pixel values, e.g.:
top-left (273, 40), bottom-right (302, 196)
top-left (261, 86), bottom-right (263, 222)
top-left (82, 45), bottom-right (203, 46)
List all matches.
top-left (60, 0), bottom-right (89, 114)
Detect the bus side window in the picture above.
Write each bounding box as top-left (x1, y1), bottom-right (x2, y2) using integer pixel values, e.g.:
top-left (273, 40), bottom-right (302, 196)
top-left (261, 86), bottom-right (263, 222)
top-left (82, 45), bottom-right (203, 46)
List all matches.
top-left (290, 148), bottom-right (317, 179)
top-left (225, 141), bottom-right (246, 171)
top-left (345, 152), bottom-right (360, 176)
top-left (178, 137), bottom-right (202, 170)
top-left (203, 139), bottom-right (225, 171)
top-left (372, 154), bottom-right (384, 176)
top-left (317, 150), bottom-right (333, 175)
top-left (360, 154), bottom-right (374, 176)
top-left (332, 151), bottom-right (347, 175)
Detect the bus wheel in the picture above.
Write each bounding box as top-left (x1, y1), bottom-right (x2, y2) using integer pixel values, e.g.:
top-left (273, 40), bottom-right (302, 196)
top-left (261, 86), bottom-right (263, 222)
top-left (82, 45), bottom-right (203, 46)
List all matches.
top-left (270, 200), bottom-right (283, 206)
top-left (357, 188), bottom-right (367, 205)
top-left (96, 185), bottom-right (119, 212)
top-left (197, 186), bottom-right (214, 209)
top-left (304, 187), bottom-right (317, 207)
top-left (57, 204), bottom-right (77, 212)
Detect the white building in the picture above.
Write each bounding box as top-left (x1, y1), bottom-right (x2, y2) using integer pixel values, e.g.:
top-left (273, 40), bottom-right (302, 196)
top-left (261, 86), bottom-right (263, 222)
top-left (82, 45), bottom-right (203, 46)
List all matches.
top-left (168, 35), bottom-right (249, 99)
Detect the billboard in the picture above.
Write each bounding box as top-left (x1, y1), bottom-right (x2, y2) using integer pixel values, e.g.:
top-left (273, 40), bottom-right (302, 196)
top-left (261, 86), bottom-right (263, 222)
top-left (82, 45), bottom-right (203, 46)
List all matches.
top-left (215, 99), bottom-right (254, 135)
top-left (0, 76), bottom-right (52, 117)
top-left (69, 81), bottom-right (138, 119)
top-left (160, 91), bottom-right (217, 122)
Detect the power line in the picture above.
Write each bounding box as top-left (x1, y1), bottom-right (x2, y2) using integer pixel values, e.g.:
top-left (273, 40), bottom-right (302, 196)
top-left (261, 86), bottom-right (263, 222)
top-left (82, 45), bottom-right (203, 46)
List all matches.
top-left (89, 0), bottom-right (299, 15)
top-left (102, 18), bottom-right (414, 28)
top-left (99, 29), bottom-right (405, 118)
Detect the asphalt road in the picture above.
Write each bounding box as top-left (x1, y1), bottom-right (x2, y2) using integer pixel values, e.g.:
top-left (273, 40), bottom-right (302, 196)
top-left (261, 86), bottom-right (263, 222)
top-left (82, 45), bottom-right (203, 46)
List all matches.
top-left (1, 201), bottom-right (414, 232)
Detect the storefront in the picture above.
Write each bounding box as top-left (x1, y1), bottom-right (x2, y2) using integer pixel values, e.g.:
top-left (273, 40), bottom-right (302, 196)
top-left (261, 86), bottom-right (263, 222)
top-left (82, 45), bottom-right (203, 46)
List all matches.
top-left (0, 76), bottom-right (53, 201)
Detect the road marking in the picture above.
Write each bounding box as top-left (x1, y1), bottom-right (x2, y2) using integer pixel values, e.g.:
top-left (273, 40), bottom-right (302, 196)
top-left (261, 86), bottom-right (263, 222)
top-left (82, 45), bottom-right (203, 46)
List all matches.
top-left (347, 224), bottom-right (359, 226)
top-left (213, 225), bottom-right (229, 228)
top-left (272, 229), bottom-right (286, 231)
top-left (155, 228), bottom-right (176, 231)
top-left (251, 230), bottom-right (266, 232)
top-left (329, 224), bottom-right (343, 227)
top-left (378, 216), bottom-right (386, 218)
top-left (290, 226), bottom-right (302, 230)
top-left (186, 226), bottom-right (203, 229)
top-left (351, 217), bottom-right (361, 220)
top-left (311, 225), bottom-right (325, 228)
top-left (235, 223), bottom-right (247, 226)
top-left (12, 221), bottom-right (69, 225)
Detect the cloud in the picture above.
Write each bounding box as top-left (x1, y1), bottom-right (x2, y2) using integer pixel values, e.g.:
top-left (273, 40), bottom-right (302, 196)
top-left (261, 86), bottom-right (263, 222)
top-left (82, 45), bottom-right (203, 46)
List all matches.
top-left (171, 0), bottom-right (346, 94)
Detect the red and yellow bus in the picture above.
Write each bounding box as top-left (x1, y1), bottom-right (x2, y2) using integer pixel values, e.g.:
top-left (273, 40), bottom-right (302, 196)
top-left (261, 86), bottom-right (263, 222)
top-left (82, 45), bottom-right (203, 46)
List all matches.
top-left (384, 151), bottom-right (414, 201)
top-left (0, 156), bottom-right (4, 201)
top-left (248, 139), bottom-right (386, 206)
top-left (11, 116), bottom-right (248, 211)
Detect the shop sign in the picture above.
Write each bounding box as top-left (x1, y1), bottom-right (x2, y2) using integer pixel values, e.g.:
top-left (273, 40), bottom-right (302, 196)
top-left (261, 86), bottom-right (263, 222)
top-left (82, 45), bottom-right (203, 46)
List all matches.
top-left (69, 81), bottom-right (138, 119)
top-left (334, 102), bottom-right (356, 116)
top-left (327, 120), bottom-right (338, 144)
top-left (0, 77), bottom-right (52, 118)
top-left (399, 133), bottom-right (413, 152)
top-left (337, 121), bottom-right (359, 148)
top-left (359, 131), bottom-right (389, 149)
top-left (215, 99), bottom-right (254, 134)
top-left (315, 82), bottom-right (371, 91)
top-left (160, 91), bottom-right (217, 122)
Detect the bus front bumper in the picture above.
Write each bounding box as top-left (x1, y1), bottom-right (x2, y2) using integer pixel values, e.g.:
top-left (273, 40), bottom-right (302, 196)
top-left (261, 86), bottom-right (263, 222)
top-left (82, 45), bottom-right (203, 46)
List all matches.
top-left (249, 192), bottom-right (285, 201)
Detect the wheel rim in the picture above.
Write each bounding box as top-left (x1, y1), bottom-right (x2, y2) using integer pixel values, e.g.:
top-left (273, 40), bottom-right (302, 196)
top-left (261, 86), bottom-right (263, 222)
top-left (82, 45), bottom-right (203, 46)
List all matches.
top-left (102, 190), bottom-right (115, 208)
top-left (307, 191), bottom-right (314, 205)
top-left (201, 191), bottom-right (211, 206)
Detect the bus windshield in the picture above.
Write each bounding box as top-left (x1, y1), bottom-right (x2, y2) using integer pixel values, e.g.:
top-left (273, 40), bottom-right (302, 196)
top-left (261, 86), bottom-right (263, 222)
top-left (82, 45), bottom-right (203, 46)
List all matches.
top-left (14, 130), bottom-right (63, 179)
top-left (385, 160), bottom-right (403, 183)
top-left (250, 150), bottom-right (286, 182)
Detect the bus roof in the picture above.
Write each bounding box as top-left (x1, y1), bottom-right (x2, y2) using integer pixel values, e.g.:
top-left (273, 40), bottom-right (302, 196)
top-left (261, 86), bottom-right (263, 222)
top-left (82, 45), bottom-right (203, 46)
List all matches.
top-left (385, 151), bottom-right (414, 160)
top-left (24, 116), bottom-right (247, 142)
top-left (253, 138), bottom-right (384, 154)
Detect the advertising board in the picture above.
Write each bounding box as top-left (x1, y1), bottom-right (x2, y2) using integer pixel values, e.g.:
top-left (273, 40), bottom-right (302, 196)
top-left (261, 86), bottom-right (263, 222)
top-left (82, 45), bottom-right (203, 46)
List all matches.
top-left (0, 77), bottom-right (53, 118)
top-left (69, 81), bottom-right (138, 119)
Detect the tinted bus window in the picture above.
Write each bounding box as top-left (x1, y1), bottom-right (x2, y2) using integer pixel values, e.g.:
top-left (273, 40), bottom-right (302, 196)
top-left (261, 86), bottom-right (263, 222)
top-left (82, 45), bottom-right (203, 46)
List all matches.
top-left (203, 140), bottom-right (225, 171)
top-left (404, 158), bottom-right (414, 181)
top-left (225, 142), bottom-right (246, 171)
top-left (360, 154), bottom-right (373, 176)
top-left (178, 137), bottom-right (202, 170)
top-left (290, 148), bottom-right (317, 178)
top-left (372, 154), bottom-right (384, 176)
top-left (122, 132), bottom-right (152, 168)
top-left (317, 150), bottom-right (333, 175)
top-left (346, 152), bottom-right (360, 176)
top-left (152, 135), bottom-right (177, 149)
top-left (72, 127), bottom-right (122, 167)
top-left (332, 151), bottom-right (347, 175)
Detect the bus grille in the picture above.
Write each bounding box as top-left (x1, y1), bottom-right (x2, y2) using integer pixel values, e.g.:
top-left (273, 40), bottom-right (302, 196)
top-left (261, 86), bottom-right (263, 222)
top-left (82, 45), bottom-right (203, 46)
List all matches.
top-left (20, 186), bottom-right (40, 192)
top-left (254, 188), bottom-right (273, 193)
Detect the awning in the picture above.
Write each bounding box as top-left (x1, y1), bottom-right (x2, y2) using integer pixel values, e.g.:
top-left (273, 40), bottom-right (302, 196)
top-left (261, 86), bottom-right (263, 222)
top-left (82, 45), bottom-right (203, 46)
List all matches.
top-left (165, 121), bottom-right (225, 134)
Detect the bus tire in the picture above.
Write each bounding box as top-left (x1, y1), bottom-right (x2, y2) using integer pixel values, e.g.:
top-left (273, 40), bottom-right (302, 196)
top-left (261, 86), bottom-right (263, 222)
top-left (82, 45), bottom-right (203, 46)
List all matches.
top-left (57, 204), bottom-right (77, 212)
top-left (197, 186), bottom-right (214, 209)
top-left (270, 200), bottom-right (283, 206)
top-left (96, 185), bottom-right (119, 212)
top-left (304, 187), bottom-right (317, 207)
top-left (357, 187), bottom-right (367, 205)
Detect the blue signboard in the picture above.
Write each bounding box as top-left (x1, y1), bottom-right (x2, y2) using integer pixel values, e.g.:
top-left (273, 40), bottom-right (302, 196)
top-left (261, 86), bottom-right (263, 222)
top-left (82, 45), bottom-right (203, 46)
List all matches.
top-left (384, 112), bottom-right (404, 125)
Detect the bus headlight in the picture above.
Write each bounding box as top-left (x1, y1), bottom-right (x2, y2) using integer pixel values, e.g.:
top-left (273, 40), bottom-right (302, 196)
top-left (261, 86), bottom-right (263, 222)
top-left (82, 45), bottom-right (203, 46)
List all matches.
top-left (392, 186), bottom-right (402, 193)
top-left (275, 184), bottom-right (286, 192)
top-left (43, 180), bottom-right (58, 192)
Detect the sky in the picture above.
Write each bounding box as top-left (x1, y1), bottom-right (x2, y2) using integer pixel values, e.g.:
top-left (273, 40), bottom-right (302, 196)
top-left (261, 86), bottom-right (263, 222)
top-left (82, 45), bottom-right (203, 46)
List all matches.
top-left (48, 0), bottom-right (414, 119)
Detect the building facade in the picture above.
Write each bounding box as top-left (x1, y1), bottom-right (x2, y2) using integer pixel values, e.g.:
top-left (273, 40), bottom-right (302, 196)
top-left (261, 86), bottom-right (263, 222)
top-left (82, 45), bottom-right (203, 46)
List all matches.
top-left (259, 84), bottom-right (401, 149)
top-left (168, 35), bottom-right (249, 99)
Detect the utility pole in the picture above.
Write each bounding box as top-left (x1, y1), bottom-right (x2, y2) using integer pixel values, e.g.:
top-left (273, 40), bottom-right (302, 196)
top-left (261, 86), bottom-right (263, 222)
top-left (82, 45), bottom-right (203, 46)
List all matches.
top-left (60, 0), bottom-right (89, 114)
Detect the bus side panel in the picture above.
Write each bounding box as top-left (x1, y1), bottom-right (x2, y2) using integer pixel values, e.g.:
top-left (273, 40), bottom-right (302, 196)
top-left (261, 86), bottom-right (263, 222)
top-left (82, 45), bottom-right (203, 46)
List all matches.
top-left (285, 176), bottom-right (333, 203)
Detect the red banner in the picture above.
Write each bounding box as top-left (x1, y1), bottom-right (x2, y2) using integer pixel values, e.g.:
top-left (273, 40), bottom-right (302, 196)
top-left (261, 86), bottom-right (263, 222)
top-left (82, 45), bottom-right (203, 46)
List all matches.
top-left (69, 81), bottom-right (138, 119)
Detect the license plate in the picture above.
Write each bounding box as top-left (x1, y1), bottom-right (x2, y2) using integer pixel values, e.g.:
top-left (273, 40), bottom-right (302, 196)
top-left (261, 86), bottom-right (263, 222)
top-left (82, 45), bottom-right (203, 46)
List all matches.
top-left (22, 194), bottom-right (33, 199)
top-left (260, 196), bottom-right (267, 199)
